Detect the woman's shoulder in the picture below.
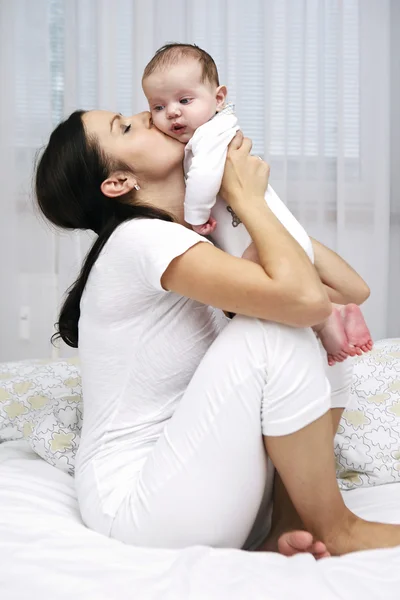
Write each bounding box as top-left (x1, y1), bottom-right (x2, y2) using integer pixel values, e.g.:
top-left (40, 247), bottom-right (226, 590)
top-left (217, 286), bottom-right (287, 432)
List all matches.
top-left (104, 218), bottom-right (211, 291)
top-left (107, 218), bottom-right (176, 253)
top-left (112, 218), bottom-right (207, 251)
top-left (114, 218), bottom-right (186, 241)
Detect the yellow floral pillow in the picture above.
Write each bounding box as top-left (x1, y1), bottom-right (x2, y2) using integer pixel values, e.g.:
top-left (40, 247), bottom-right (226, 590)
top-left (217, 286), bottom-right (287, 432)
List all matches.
top-left (0, 358), bottom-right (82, 475)
top-left (335, 339), bottom-right (400, 489)
top-left (3, 340), bottom-right (400, 484)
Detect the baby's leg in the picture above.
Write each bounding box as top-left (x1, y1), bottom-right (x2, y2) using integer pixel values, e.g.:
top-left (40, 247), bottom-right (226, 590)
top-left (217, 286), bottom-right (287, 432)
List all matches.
top-left (211, 195), bottom-right (252, 256)
top-left (211, 184), bottom-right (314, 260)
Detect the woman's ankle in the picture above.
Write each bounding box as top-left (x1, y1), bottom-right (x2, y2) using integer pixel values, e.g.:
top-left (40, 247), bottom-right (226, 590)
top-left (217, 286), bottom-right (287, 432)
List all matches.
top-left (303, 507), bottom-right (358, 556)
top-left (321, 511), bottom-right (359, 556)
top-left (322, 512), bottom-right (400, 556)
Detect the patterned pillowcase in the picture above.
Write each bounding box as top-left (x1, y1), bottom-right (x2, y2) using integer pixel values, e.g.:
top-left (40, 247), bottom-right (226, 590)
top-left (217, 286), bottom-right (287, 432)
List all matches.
top-left (0, 358), bottom-right (82, 476)
top-left (335, 339), bottom-right (400, 490)
top-left (2, 339), bottom-right (400, 484)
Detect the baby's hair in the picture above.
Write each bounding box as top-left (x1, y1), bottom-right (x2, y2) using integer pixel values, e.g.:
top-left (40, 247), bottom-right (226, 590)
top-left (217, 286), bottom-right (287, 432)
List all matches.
top-left (142, 43), bottom-right (220, 87)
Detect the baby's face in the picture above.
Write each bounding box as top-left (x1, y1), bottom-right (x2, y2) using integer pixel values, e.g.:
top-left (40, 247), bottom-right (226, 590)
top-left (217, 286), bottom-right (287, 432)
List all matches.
top-left (143, 59), bottom-right (221, 144)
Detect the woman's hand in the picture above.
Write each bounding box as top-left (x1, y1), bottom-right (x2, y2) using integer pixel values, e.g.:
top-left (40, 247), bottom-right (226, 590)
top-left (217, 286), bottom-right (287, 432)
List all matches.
top-left (162, 134), bottom-right (330, 329)
top-left (220, 131), bottom-right (270, 211)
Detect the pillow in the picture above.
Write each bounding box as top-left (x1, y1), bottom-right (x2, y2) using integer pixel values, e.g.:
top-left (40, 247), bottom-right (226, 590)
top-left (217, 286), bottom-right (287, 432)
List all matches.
top-left (335, 339), bottom-right (400, 490)
top-left (0, 358), bottom-right (82, 475)
top-left (3, 339), bottom-right (400, 484)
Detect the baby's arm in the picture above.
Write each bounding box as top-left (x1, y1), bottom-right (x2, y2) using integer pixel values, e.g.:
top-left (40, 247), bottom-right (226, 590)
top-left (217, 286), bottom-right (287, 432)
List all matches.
top-left (184, 114), bottom-right (239, 227)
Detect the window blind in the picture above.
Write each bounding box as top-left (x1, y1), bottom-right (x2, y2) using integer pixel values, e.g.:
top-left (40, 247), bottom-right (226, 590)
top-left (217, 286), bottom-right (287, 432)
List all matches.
top-left (15, 0), bottom-right (360, 162)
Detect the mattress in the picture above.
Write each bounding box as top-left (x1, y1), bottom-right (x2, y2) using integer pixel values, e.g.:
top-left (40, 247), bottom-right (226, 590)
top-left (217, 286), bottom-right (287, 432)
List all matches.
top-left (1, 440), bottom-right (400, 600)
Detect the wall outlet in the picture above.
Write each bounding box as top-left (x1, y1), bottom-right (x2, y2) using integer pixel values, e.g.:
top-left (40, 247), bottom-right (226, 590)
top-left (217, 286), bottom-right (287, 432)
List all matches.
top-left (19, 306), bottom-right (30, 340)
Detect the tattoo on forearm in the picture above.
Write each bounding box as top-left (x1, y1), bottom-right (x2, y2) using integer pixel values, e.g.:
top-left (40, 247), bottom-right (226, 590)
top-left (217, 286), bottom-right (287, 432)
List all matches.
top-left (227, 206), bottom-right (242, 227)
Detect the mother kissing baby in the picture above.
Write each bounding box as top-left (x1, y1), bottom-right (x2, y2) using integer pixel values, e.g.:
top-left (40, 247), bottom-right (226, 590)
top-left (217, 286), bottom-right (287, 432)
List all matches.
top-left (35, 42), bottom-right (400, 558)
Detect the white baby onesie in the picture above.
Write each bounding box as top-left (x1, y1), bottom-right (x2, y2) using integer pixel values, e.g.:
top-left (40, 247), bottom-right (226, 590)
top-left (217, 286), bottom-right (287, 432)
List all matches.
top-left (184, 104), bottom-right (314, 262)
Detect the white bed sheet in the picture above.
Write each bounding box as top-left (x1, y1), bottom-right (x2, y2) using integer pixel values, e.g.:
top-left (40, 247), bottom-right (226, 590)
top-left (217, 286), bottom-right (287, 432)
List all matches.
top-left (1, 440), bottom-right (400, 600)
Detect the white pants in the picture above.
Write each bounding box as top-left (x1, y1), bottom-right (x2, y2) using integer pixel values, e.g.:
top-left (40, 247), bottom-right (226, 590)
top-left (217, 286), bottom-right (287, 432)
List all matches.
top-left (77, 316), bottom-right (353, 550)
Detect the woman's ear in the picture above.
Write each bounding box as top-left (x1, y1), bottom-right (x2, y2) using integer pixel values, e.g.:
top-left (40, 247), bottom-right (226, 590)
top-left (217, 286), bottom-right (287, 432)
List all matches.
top-left (215, 85), bottom-right (228, 111)
top-left (101, 172), bottom-right (138, 198)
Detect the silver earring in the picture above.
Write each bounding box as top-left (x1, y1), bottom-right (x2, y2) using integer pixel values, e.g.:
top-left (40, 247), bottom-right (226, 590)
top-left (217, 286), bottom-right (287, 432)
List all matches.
top-left (134, 184), bottom-right (140, 191)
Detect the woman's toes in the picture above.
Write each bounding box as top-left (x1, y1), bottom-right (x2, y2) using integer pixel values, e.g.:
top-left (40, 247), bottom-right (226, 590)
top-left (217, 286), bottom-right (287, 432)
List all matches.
top-left (310, 540), bottom-right (330, 558)
top-left (277, 531), bottom-right (330, 559)
top-left (277, 530), bottom-right (314, 556)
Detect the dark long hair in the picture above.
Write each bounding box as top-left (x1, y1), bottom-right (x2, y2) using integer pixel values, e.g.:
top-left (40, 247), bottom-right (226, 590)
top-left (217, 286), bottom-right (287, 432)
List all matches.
top-left (35, 110), bottom-right (173, 348)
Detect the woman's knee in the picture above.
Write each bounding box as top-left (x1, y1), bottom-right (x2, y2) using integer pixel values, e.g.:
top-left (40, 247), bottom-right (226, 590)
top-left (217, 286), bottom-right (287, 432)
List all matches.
top-left (255, 321), bottom-right (332, 437)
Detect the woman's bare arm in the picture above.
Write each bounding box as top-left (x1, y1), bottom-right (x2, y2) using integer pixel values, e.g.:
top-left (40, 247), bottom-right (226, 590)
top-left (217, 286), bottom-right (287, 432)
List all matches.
top-left (162, 134), bottom-right (331, 328)
top-left (162, 241), bottom-right (329, 327)
top-left (241, 238), bottom-right (370, 307)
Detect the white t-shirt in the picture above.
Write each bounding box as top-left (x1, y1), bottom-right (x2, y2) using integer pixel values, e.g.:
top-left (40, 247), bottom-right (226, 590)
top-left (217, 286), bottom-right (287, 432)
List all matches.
top-left (76, 218), bottom-right (228, 515)
top-left (184, 105), bottom-right (314, 262)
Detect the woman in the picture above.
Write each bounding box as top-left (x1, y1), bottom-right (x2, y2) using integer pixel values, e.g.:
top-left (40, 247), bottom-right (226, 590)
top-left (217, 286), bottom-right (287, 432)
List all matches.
top-left (36, 109), bottom-right (400, 557)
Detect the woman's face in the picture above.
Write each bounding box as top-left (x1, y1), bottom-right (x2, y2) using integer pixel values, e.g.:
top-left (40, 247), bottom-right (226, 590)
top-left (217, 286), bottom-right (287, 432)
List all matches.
top-left (83, 110), bottom-right (185, 181)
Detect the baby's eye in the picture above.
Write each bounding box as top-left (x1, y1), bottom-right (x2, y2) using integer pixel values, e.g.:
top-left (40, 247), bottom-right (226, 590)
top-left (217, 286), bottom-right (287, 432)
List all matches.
top-left (153, 106), bottom-right (164, 112)
top-left (180, 98), bottom-right (192, 105)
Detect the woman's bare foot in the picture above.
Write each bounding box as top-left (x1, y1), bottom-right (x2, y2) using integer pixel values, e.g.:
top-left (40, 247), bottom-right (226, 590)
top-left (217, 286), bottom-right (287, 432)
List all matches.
top-left (258, 530), bottom-right (330, 559)
top-left (268, 514), bottom-right (400, 557)
top-left (340, 303), bottom-right (373, 354)
top-left (277, 531), bottom-right (330, 559)
top-left (262, 514), bottom-right (400, 558)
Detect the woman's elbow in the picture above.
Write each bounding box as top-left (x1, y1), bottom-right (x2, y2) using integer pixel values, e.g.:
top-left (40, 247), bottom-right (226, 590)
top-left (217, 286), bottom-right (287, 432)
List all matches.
top-left (294, 292), bottom-right (332, 328)
top-left (355, 282), bottom-right (370, 305)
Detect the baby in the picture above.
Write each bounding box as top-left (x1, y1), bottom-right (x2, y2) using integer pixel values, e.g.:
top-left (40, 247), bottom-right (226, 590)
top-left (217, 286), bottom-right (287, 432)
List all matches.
top-left (142, 43), bottom-right (373, 365)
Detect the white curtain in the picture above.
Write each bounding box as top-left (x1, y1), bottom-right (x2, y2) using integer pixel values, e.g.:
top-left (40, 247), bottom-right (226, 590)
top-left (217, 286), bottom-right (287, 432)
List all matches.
top-left (0, 0), bottom-right (398, 361)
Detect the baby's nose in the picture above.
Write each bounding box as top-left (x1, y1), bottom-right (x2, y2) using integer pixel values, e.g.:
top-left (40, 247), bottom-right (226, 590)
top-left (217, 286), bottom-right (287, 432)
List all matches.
top-left (167, 104), bottom-right (181, 118)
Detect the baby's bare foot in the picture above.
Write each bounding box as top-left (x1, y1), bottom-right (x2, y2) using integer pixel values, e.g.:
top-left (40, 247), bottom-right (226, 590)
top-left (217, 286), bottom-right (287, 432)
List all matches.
top-left (315, 307), bottom-right (354, 365)
top-left (340, 303), bottom-right (373, 354)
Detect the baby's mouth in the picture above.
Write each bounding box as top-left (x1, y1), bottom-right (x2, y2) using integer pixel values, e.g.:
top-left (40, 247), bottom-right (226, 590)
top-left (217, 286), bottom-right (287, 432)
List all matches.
top-left (171, 123), bottom-right (187, 134)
